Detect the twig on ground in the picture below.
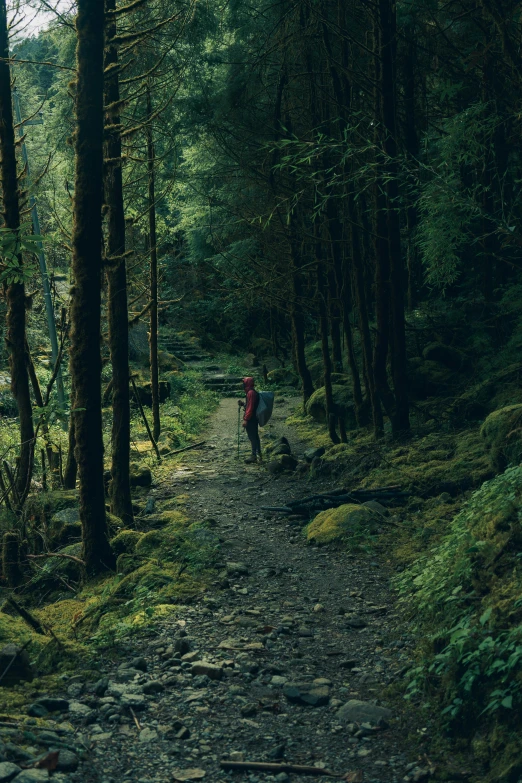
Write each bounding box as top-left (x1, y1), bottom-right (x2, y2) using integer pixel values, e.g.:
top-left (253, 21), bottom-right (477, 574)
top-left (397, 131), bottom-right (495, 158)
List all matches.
top-left (220, 761), bottom-right (341, 777)
top-left (129, 707), bottom-right (142, 731)
top-left (162, 440), bottom-right (206, 457)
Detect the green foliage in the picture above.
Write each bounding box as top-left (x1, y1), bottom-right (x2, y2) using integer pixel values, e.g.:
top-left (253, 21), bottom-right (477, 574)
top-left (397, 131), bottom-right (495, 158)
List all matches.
top-left (397, 467), bottom-right (522, 720)
top-left (0, 227), bottom-right (42, 284)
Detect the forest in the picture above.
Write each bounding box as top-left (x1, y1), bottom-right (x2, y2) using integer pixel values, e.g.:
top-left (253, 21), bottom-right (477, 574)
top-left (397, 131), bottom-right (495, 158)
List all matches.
top-left (0, 0), bottom-right (522, 781)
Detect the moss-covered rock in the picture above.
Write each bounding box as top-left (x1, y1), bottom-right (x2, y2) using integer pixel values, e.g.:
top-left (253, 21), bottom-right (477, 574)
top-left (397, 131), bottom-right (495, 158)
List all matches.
top-left (110, 529), bottom-right (143, 557)
top-left (306, 385), bottom-right (357, 429)
top-left (407, 358), bottom-right (455, 400)
top-left (133, 380), bottom-right (171, 407)
top-left (481, 404), bottom-right (522, 472)
top-left (24, 490), bottom-right (79, 530)
top-left (308, 361), bottom-right (324, 385)
top-left (422, 342), bottom-right (466, 370)
top-left (305, 504), bottom-right (375, 544)
top-left (331, 373), bottom-right (351, 385)
top-left (130, 464), bottom-right (152, 488)
top-left (48, 508), bottom-right (81, 549)
top-left (267, 367), bottom-right (299, 387)
top-left (267, 454), bottom-right (298, 474)
top-left (157, 351), bottom-right (180, 371)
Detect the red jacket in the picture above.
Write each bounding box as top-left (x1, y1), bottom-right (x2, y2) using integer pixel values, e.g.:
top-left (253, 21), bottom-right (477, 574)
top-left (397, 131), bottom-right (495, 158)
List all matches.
top-left (243, 377), bottom-right (258, 422)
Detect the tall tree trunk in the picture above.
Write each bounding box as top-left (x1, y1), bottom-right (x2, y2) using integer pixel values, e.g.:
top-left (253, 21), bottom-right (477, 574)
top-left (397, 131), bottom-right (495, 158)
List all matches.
top-left (289, 239), bottom-right (314, 404)
top-left (340, 252), bottom-right (366, 427)
top-left (146, 84), bottom-right (160, 442)
top-left (327, 264), bottom-right (344, 373)
top-left (378, 0), bottom-right (410, 434)
top-left (403, 22), bottom-right (419, 311)
top-left (351, 194), bottom-right (383, 436)
top-left (63, 407), bottom-right (78, 489)
top-left (70, 0), bottom-right (115, 574)
top-left (104, 0), bottom-right (133, 526)
top-left (317, 262), bottom-right (340, 445)
top-left (0, 0), bottom-right (34, 505)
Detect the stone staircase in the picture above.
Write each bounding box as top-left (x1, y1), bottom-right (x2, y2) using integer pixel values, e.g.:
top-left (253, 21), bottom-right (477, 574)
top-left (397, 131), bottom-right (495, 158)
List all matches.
top-left (160, 335), bottom-right (212, 363)
top-left (200, 370), bottom-right (244, 398)
top-left (159, 332), bottom-right (245, 397)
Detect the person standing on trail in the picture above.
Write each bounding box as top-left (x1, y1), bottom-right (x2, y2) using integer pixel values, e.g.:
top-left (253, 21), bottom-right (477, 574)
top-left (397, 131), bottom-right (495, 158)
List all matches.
top-left (238, 377), bottom-right (262, 464)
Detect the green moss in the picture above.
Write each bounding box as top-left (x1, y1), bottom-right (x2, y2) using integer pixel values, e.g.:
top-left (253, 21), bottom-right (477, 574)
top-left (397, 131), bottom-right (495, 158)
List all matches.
top-left (306, 385), bottom-right (357, 429)
top-left (481, 404), bottom-right (522, 472)
top-left (24, 490), bottom-right (79, 529)
top-left (110, 529), bottom-right (143, 556)
top-left (267, 367), bottom-right (299, 386)
top-left (305, 503), bottom-right (375, 544)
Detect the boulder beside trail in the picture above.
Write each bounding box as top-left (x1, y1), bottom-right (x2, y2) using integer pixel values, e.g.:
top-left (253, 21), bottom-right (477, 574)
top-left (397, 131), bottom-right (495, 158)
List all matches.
top-left (337, 699), bottom-right (392, 724)
top-left (305, 504), bottom-right (376, 544)
top-left (306, 385), bottom-right (356, 429)
top-left (267, 454), bottom-right (298, 474)
top-left (481, 404), bottom-right (522, 472)
top-left (0, 645), bottom-right (33, 687)
top-left (283, 682), bottom-right (330, 707)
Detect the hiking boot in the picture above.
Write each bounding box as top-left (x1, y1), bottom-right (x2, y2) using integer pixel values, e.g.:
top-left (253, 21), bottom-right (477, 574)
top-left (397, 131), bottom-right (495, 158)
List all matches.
top-left (244, 456), bottom-right (257, 464)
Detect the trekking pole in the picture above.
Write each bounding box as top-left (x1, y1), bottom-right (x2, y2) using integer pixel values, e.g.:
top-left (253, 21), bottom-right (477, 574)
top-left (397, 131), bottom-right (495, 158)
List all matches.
top-left (237, 405), bottom-right (241, 460)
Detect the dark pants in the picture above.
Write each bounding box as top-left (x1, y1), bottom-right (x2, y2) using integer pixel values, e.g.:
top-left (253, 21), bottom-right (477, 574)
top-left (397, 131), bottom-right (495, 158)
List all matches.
top-left (246, 418), bottom-right (261, 456)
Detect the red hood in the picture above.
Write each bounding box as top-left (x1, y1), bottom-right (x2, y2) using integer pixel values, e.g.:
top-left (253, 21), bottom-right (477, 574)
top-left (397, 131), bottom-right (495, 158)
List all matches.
top-left (243, 377), bottom-right (255, 392)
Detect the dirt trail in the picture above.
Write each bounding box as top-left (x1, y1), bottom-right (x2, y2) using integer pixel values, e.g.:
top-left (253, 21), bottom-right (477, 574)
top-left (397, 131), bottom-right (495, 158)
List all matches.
top-left (63, 399), bottom-right (438, 783)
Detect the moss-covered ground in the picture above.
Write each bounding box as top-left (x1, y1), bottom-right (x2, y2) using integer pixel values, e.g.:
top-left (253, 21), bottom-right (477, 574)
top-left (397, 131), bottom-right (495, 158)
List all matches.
top-left (0, 340), bottom-right (222, 711)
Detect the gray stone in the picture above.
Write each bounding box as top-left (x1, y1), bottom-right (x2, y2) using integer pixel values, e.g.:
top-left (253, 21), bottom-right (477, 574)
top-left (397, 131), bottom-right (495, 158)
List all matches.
top-left (181, 651), bottom-right (199, 663)
top-left (11, 772), bottom-right (49, 783)
top-left (304, 447), bottom-right (325, 463)
top-left (283, 682), bottom-right (330, 707)
top-left (345, 615), bottom-right (367, 629)
top-left (0, 763), bottom-right (21, 783)
top-left (337, 699), bottom-right (393, 725)
top-left (93, 677), bottom-right (108, 697)
top-left (66, 683), bottom-right (83, 699)
top-left (120, 693), bottom-right (147, 710)
top-left (27, 704), bottom-right (48, 719)
top-left (33, 731), bottom-right (61, 746)
top-left (32, 698), bottom-right (69, 713)
top-left (191, 661), bottom-right (223, 680)
top-left (270, 676), bottom-right (287, 686)
top-left (68, 701), bottom-right (92, 717)
top-left (138, 728), bottom-right (158, 743)
top-left (225, 562), bottom-right (249, 577)
top-left (0, 645), bottom-right (33, 687)
top-left (55, 750), bottom-right (79, 772)
top-left (174, 638), bottom-right (191, 655)
top-left (130, 657), bottom-right (147, 672)
top-left (142, 680), bottom-right (164, 695)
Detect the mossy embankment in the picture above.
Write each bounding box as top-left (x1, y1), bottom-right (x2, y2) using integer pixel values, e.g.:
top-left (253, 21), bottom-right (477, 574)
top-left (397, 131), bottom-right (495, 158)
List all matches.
top-left (285, 374), bottom-right (522, 780)
top-left (0, 349), bottom-right (222, 715)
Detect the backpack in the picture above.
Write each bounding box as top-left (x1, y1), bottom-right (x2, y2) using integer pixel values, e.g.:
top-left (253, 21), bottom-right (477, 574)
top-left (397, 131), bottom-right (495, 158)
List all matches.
top-left (256, 391), bottom-right (275, 426)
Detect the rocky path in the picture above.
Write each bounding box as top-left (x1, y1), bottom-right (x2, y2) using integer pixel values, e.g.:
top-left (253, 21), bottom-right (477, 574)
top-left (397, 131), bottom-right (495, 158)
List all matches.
top-left (3, 398), bottom-right (441, 783)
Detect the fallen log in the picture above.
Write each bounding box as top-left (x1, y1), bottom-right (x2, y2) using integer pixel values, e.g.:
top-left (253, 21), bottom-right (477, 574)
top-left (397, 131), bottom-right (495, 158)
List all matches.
top-left (220, 761), bottom-right (341, 777)
top-left (2, 597), bottom-right (46, 635)
top-left (27, 552), bottom-right (85, 566)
